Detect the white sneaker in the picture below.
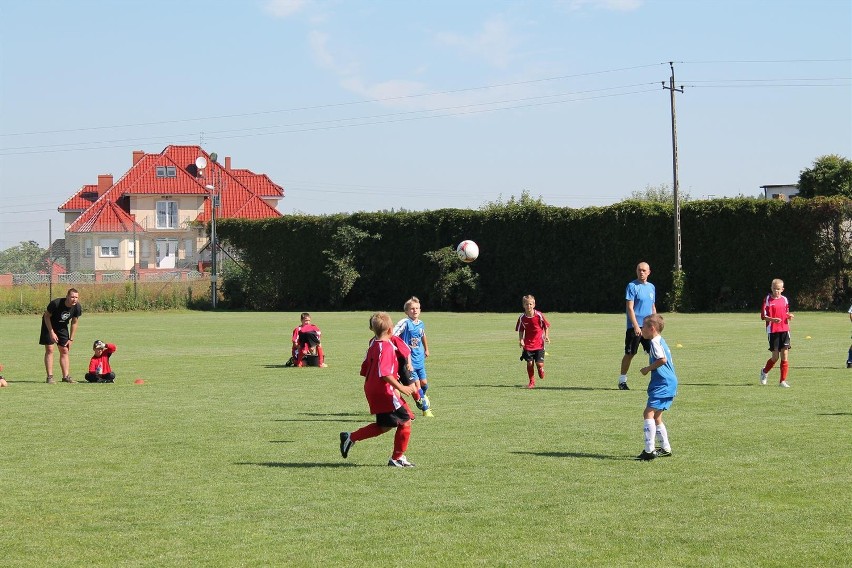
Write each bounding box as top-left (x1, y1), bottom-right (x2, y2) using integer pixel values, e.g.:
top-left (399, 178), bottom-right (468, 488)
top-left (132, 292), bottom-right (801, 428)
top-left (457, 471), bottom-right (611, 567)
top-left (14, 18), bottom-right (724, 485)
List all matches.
top-left (779, 380), bottom-right (790, 388)
top-left (759, 369), bottom-right (767, 385)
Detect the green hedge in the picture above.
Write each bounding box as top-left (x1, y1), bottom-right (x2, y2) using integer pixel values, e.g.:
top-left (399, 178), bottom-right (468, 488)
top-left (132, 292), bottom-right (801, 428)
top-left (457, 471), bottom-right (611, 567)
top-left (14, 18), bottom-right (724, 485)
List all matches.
top-left (216, 197), bottom-right (852, 313)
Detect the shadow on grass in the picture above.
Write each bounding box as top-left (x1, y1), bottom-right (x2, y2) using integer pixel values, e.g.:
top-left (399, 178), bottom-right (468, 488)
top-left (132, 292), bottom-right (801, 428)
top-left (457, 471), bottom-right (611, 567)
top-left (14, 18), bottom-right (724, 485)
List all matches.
top-left (263, 364), bottom-right (291, 369)
top-left (442, 384), bottom-right (611, 391)
top-left (236, 461), bottom-right (357, 469)
top-left (818, 412), bottom-right (851, 416)
top-left (795, 365), bottom-right (850, 370)
top-left (512, 450), bottom-right (629, 461)
top-left (274, 412), bottom-right (365, 423)
top-left (269, 440), bottom-right (296, 443)
top-left (679, 382), bottom-right (752, 387)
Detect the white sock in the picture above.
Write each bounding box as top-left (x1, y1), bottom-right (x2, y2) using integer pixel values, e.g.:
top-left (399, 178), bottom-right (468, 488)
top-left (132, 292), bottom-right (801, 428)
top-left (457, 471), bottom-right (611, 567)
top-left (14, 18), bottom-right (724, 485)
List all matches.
top-left (643, 419), bottom-right (655, 452)
top-left (656, 423), bottom-right (671, 451)
top-left (619, 374), bottom-right (628, 384)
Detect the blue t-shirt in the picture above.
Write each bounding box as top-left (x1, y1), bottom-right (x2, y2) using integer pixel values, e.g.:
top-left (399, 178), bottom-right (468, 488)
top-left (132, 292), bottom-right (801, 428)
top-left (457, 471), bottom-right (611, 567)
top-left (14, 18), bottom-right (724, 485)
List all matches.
top-left (393, 318), bottom-right (426, 368)
top-left (625, 279), bottom-right (656, 329)
top-left (647, 335), bottom-right (677, 399)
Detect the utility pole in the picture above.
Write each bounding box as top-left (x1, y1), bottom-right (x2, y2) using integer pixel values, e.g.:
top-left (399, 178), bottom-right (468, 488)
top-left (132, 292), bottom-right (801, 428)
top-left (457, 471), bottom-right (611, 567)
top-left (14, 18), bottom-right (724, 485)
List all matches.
top-left (663, 61), bottom-right (684, 272)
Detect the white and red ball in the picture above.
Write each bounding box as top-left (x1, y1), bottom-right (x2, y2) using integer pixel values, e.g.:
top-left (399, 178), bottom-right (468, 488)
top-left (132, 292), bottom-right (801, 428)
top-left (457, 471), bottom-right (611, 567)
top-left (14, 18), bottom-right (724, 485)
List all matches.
top-left (456, 240), bottom-right (479, 263)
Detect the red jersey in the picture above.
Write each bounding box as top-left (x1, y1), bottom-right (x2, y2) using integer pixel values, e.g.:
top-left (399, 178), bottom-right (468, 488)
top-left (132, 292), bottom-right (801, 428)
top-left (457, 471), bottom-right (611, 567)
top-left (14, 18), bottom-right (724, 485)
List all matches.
top-left (516, 310), bottom-right (550, 350)
top-left (360, 339), bottom-right (402, 414)
top-left (88, 343), bottom-right (117, 374)
top-left (762, 295), bottom-right (791, 333)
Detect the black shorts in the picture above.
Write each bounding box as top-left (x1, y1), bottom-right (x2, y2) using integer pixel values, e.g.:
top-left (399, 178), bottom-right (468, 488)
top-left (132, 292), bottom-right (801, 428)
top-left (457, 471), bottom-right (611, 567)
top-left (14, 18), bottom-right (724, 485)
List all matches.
top-left (520, 349), bottom-right (545, 363)
top-left (39, 326), bottom-right (70, 347)
top-left (303, 354), bottom-right (320, 367)
top-left (767, 331), bottom-right (792, 352)
top-left (624, 329), bottom-right (651, 356)
top-left (376, 406), bottom-right (411, 428)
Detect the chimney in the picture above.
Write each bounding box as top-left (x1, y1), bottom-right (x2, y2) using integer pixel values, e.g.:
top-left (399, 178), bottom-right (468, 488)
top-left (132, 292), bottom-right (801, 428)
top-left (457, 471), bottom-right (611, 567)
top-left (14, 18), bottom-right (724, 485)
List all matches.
top-left (224, 156), bottom-right (231, 171)
top-left (132, 150), bottom-right (145, 165)
top-left (97, 174), bottom-right (113, 197)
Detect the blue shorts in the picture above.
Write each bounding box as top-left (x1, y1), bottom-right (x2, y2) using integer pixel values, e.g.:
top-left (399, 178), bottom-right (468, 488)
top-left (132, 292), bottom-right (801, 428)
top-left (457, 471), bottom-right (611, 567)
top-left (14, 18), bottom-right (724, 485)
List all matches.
top-left (411, 366), bottom-right (427, 381)
top-left (647, 396), bottom-right (674, 411)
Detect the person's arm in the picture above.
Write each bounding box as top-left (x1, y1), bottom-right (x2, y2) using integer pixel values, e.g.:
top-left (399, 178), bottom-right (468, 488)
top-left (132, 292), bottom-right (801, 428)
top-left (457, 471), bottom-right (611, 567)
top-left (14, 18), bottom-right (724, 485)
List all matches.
top-left (43, 311), bottom-right (58, 343)
top-left (68, 317), bottom-right (79, 346)
top-left (106, 343), bottom-right (117, 354)
top-left (543, 316), bottom-right (551, 343)
top-left (640, 356), bottom-right (666, 375)
top-left (626, 300), bottom-right (640, 334)
top-left (421, 333), bottom-right (429, 358)
top-left (381, 374), bottom-right (415, 395)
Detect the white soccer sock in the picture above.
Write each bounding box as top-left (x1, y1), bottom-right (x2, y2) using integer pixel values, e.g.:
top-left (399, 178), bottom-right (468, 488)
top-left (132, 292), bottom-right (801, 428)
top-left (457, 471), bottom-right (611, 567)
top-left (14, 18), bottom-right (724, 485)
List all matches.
top-left (643, 419), bottom-right (655, 453)
top-left (619, 374), bottom-right (628, 383)
top-left (656, 423), bottom-right (671, 451)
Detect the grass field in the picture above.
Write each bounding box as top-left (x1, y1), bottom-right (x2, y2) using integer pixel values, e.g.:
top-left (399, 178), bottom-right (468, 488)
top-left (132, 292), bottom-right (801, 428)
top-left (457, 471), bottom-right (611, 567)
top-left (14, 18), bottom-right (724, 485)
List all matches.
top-left (0, 310), bottom-right (850, 567)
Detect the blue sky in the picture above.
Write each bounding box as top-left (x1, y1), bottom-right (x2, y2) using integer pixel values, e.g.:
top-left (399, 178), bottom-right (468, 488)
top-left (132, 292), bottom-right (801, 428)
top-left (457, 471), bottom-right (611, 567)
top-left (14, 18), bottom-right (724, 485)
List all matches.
top-left (1, 0), bottom-right (850, 249)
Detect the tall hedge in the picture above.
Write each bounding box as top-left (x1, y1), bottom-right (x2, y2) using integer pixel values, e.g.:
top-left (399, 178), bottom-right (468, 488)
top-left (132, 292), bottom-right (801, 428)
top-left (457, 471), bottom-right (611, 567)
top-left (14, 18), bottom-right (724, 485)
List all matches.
top-left (216, 197), bottom-right (852, 313)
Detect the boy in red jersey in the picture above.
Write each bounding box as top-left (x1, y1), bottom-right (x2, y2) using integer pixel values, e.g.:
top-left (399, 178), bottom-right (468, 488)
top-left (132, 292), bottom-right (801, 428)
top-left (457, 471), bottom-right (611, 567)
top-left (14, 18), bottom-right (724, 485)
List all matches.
top-left (760, 279), bottom-right (795, 387)
top-left (290, 313), bottom-right (327, 367)
top-left (516, 295), bottom-right (551, 389)
top-left (85, 340), bottom-right (117, 383)
top-left (340, 312), bottom-right (418, 467)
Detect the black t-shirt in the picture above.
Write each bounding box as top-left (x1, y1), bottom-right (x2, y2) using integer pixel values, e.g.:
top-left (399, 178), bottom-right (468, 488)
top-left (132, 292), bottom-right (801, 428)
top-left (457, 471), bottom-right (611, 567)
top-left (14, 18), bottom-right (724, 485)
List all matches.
top-left (45, 297), bottom-right (82, 336)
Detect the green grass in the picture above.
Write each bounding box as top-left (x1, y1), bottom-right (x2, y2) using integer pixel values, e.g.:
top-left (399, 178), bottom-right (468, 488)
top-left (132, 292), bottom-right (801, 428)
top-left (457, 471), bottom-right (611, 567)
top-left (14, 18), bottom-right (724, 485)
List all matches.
top-left (0, 310), bottom-right (850, 567)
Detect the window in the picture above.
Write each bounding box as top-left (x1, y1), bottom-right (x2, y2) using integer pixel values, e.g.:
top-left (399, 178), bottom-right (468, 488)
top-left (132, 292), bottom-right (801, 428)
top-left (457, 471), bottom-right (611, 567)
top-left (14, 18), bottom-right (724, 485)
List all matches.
top-left (128, 240), bottom-right (135, 258)
top-left (156, 166), bottom-right (177, 178)
top-left (100, 238), bottom-right (119, 257)
top-left (184, 239), bottom-right (193, 257)
top-left (84, 238), bottom-right (93, 257)
top-left (156, 201), bottom-right (178, 229)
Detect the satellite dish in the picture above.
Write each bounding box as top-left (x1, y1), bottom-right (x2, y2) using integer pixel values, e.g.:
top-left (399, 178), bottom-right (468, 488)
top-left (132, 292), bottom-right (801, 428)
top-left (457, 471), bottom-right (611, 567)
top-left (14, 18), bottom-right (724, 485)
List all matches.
top-left (195, 156), bottom-right (208, 170)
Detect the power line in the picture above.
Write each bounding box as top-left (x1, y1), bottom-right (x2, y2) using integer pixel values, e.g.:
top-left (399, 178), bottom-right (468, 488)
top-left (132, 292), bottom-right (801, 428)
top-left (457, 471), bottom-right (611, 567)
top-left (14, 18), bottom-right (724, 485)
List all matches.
top-left (0, 63), bottom-right (665, 138)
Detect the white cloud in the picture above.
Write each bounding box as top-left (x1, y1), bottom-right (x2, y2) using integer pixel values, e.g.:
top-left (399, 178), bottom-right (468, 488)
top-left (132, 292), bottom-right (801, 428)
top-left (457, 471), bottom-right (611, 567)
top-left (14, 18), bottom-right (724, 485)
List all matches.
top-left (263, 0), bottom-right (308, 19)
top-left (557, 0), bottom-right (643, 11)
top-left (435, 16), bottom-right (518, 69)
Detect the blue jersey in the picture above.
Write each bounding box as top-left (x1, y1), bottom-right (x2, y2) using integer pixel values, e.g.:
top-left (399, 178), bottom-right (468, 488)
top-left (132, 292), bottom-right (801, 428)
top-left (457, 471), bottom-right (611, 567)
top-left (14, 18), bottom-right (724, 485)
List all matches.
top-left (647, 335), bottom-right (677, 399)
top-left (393, 318), bottom-right (426, 368)
top-left (625, 279), bottom-right (656, 329)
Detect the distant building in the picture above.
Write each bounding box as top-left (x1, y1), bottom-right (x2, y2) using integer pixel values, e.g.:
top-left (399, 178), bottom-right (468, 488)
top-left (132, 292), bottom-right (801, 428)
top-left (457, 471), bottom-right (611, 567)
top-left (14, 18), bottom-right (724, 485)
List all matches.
top-left (58, 146), bottom-right (283, 273)
top-left (761, 184), bottom-right (799, 201)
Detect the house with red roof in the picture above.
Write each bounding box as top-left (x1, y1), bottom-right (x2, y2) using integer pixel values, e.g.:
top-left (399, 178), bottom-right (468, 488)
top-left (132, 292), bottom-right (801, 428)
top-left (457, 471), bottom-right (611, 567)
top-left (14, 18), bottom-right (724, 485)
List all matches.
top-left (59, 145), bottom-right (283, 273)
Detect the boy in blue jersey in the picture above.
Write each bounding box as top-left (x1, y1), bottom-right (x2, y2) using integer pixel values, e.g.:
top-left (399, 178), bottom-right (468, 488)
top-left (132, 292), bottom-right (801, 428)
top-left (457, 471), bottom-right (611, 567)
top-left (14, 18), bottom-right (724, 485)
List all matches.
top-left (635, 314), bottom-right (677, 461)
top-left (393, 296), bottom-right (433, 417)
top-left (619, 262), bottom-right (656, 390)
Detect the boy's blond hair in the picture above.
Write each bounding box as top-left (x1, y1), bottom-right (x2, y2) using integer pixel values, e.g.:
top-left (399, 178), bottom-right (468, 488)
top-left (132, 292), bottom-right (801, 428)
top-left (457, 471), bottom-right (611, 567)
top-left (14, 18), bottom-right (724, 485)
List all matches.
top-left (404, 296), bottom-right (421, 311)
top-left (644, 313), bottom-right (665, 333)
top-left (370, 312), bottom-right (393, 336)
top-left (522, 294), bottom-right (535, 303)
top-left (771, 278), bottom-right (784, 289)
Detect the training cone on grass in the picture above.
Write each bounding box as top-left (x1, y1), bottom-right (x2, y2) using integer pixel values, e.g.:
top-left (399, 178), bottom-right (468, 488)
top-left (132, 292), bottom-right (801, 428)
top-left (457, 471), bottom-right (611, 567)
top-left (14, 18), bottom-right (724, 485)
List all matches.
top-left (134, 378), bottom-right (145, 385)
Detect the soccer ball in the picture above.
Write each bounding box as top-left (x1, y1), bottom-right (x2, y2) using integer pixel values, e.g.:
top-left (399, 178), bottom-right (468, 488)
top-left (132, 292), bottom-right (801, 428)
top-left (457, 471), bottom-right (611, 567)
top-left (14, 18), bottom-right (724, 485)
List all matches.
top-left (456, 240), bottom-right (479, 263)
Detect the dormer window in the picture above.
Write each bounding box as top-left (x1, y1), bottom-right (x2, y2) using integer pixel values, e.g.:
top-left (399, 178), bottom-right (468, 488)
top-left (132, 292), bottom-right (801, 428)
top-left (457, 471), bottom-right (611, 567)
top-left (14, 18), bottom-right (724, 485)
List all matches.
top-left (156, 166), bottom-right (177, 178)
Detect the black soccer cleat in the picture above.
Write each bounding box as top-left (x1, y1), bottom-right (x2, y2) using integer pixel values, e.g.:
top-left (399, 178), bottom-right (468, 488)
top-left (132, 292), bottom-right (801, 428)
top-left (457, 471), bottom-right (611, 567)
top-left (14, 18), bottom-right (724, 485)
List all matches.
top-left (654, 448), bottom-right (672, 457)
top-left (636, 450), bottom-right (657, 461)
top-left (618, 382), bottom-right (630, 390)
top-left (339, 432), bottom-right (353, 459)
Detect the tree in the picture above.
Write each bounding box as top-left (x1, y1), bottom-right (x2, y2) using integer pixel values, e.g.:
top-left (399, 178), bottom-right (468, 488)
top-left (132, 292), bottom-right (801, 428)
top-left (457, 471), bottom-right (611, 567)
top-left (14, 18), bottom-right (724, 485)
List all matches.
top-left (626, 183), bottom-right (691, 203)
top-left (322, 225), bottom-right (380, 306)
top-left (797, 154), bottom-right (852, 198)
top-left (0, 240), bottom-right (48, 274)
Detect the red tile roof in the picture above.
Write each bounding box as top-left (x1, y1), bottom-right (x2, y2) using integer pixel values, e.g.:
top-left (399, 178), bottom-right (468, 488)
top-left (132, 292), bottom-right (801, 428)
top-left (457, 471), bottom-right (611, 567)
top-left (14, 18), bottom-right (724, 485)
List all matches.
top-left (67, 199), bottom-right (145, 233)
top-left (59, 185), bottom-right (100, 211)
top-left (230, 169), bottom-right (285, 198)
top-left (61, 145), bottom-right (282, 234)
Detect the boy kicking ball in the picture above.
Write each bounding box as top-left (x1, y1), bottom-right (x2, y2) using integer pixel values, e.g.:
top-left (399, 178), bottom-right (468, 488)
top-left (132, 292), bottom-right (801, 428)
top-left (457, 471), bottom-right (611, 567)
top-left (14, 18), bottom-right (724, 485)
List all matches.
top-left (340, 312), bottom-right (418, 467)
top-left (635, 314), bottom-right (678, 461)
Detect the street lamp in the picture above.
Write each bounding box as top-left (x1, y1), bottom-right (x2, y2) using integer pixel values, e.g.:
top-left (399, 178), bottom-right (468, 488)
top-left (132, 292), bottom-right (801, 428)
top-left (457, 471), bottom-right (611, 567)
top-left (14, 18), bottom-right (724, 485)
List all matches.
top-left (195, 154), bottom-right (219, 308)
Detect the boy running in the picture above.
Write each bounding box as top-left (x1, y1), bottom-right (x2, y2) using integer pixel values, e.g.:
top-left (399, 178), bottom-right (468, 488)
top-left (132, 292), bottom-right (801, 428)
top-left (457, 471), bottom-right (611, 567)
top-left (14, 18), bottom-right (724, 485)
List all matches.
top-left (516, 295), bottom-right (551, 389)
top-left (340, 312), bottom-right (418, 467)
top-left (393, 297), bottom-right (433, 417)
